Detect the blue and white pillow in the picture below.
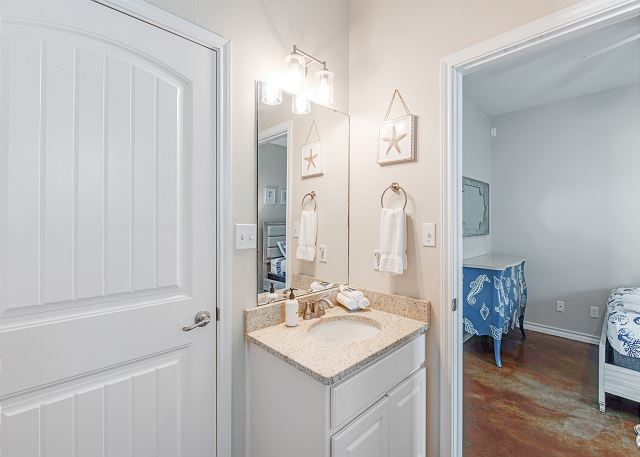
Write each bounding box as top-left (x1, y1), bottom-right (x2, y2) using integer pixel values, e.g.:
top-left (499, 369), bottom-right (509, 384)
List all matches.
top-left (277, 241), bottom-right (286, 257)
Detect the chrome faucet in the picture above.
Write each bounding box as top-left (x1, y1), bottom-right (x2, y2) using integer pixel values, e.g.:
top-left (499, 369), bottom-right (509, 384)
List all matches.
top-left (303, 297), bottom-right (334, 320)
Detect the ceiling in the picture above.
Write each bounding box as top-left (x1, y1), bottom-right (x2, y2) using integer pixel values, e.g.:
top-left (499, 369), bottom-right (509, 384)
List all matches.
top-left (464, 16), bottom-right (640, 116)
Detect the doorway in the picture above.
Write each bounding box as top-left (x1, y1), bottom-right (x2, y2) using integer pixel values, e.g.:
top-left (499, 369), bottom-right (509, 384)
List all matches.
top-left (441, 1), bottom-right (640, 455)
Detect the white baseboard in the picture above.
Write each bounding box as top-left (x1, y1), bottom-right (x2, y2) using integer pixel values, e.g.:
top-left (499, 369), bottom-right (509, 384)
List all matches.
top-left (524, 321), bottom-right (600, 345)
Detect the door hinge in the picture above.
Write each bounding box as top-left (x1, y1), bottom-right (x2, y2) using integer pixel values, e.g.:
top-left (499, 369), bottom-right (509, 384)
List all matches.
top-left (216, 307), bottom-right (220, 321)
top-left (451, 298), bottom-right (458, 312)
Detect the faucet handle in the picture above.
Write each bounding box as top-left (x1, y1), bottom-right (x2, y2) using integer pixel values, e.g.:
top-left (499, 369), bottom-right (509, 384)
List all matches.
top-left (302, 301), bottom-right (314, 320)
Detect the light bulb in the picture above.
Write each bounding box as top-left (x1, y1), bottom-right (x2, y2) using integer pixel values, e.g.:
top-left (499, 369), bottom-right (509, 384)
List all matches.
top-left (292, 94), bottom-right (310, 115)
top-left (261, 83), bottom-right (282, 106)
top-left (314, 69), bottom-right (334, 106)
top-left (284, 53), bottom-right (306, 93)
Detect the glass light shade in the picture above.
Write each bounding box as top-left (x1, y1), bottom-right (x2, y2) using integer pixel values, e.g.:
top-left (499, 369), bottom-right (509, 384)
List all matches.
top-left (261, 83), bottom-right (282, 106)
top-left (284, 53), bottom-right (306, 93)
top-left (292, 94), bottom-right (310, 115)
top-left (314, 69), bottom-right (334, 106)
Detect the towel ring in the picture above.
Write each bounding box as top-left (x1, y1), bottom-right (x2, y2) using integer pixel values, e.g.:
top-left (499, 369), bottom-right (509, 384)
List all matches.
top-left (380, 182), bottom-right (407, 210)
top-left (302, 191), bottom-right (317, 211)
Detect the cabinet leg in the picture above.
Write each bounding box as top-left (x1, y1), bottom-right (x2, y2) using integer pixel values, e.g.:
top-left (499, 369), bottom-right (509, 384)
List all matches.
top-left (494, 338), bottom-right (502, 368)
top-left (519, 315), bottom-right (526, 339)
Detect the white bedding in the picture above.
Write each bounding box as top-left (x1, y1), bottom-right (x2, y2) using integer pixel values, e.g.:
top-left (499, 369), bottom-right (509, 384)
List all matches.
top-left (607, 287), bottom-right (640, 358)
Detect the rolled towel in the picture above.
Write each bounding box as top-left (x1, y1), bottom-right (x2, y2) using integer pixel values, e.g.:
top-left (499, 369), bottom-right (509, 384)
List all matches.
top-left (337, 293), bottom-right (370, 311)
top-left (339, 285), bottom-right (365, 300)
top-left (310, 281), bottom-right (334, 292)
top-left (622, 294), bottom-right (640, 306)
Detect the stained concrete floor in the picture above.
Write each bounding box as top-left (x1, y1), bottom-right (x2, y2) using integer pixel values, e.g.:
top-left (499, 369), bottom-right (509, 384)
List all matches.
top-left (464, 330), bottom-right (640, 456)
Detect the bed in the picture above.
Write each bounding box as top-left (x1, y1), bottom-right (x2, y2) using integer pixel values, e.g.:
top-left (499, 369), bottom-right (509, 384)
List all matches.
top-left (599, 287), bottom-right (640, 413)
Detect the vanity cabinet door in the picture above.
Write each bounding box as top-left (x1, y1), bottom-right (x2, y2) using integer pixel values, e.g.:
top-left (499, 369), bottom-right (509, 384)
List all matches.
top-left (331, 398), bottom-right (389, 457)
top-left (388, 368), bottom-right (426, 457)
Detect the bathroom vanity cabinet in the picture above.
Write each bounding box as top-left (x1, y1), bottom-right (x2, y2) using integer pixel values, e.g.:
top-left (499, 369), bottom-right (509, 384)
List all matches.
top-left (248, 333), bottom-right (426, 457)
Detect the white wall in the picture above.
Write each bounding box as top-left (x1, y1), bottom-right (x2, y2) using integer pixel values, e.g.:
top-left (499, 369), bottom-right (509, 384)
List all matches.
top-left (462, 95), bottom-right (492, 258)
top-left (347, 1), bottom-right (581, 455)
top-left (491, 83), bottom-right (640, 337)
top-left (144, 1), bottom-right (349, 455)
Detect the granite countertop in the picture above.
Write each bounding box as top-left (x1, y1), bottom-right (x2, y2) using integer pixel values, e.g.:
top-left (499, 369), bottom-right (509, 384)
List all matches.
top-left (246, 306), bottom-right (428, 385)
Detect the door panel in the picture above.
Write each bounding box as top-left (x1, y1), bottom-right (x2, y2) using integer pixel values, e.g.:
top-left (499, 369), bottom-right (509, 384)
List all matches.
top-left (2, 350), bottom-right (184, 456)
top-left (331, 398), bottom-right (389, 457)
top-left (0, 0), bottom-right (217, 455)
top-left (388, 368), bottom-right (426, 457)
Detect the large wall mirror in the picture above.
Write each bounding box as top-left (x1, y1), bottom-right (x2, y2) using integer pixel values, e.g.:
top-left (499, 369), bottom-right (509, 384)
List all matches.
top-left (256, 81), bottom-right (349, 303)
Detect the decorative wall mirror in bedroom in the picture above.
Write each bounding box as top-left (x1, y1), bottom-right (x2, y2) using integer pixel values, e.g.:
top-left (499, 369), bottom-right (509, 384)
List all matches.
top-left (256, 81), bottom-right (350, 303)
top-left (462, 176), bottom-right (490, 237)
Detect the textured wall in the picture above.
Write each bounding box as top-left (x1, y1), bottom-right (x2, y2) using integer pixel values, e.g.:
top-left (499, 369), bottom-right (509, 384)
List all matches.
top-left (492, 83), bottom-right (640, 337)
top-left (347, 1), bottom-right (582, 455)
top-left (144, 1), bottom-right (349, 455)
top-left (462, 95), bottom-right (493, 258)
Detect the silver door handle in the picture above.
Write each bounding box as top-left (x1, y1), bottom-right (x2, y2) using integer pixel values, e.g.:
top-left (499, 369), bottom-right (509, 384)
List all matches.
top-left (182, 310), bottom-right (211, 331)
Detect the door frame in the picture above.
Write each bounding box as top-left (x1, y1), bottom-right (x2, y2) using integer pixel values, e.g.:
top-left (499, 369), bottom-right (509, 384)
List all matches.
top-left (93, 1), bottom-right (232, 456)
top-left (439, 0), bottom-right (640, 455)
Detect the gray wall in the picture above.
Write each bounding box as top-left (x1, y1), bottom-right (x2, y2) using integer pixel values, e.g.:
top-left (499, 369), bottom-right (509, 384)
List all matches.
top-left (491, 83), bottom-right (640, 337)
top-left (462, 95), bottom-right (493, 258)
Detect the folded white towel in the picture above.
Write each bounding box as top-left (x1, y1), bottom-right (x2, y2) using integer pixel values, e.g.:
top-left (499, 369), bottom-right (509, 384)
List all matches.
top-left (622, 294), bottom-right (640, 306)
top-left (296, 210), bottom-right (317, 262)
top-left (379, 208), bottom-right (407, 275)
top-left (310, 281), bottom-right (334, 291)
top-left (337, 293), bottom-right (370, 311)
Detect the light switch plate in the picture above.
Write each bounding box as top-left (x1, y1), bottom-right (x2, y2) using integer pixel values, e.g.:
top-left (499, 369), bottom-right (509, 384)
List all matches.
top-left (319, 244), bottom-right (328, 263)
top-left (235, 224), bottom-right (257, 250)
top-left (422, 223), bottom-right (436, 247)
top-left (292, 221), bottom-right (299, 238)
top-left (556, 300), bottom-right (565, 312)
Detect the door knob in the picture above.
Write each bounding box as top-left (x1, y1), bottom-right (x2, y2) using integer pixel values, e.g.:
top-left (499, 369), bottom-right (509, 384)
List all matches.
top-left (182, 310), bottom-right (212, 331)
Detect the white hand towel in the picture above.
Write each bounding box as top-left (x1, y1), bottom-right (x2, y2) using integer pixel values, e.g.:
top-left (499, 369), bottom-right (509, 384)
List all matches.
top-left (296, 210), bottom-right (317, 262)
top-left (379, 208), bottom-right (407, 275)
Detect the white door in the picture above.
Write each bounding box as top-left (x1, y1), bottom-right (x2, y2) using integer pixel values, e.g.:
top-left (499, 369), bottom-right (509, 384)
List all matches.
top-left (0, 0), bottom-right (218, 455)
top-left (332, 398), bottom-right (389, 457)
top-left (388, 368), bottom-right (426, 457)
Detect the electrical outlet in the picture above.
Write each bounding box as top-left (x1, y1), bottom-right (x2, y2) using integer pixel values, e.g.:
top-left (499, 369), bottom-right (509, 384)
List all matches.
top-left (590, 306), bottom-right (599, 318)
top-left (319, 245), bottom-right (328, 263)
top-left (556, 300), bottom-right (565, 312)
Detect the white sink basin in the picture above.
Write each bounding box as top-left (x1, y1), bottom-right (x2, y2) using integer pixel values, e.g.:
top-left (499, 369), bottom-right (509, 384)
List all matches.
top-left (308, 316), bottom-right (381, 343)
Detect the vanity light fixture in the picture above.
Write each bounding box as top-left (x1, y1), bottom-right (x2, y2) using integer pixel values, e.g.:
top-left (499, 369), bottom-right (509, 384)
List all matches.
top-left (285, 45), bottom-right (335, 108)
top-left (292, 94), bottom-right (311, 115)
top-left (261, 82), bottom-right (283, 106)
top-left (283, 51), bottom-right (306, 93)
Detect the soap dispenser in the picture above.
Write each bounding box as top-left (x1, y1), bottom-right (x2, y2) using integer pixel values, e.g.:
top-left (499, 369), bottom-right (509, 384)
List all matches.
top-left (267, 282), bottom-right (278, 301)
top-left (285, 288), bottom-right (299, 327)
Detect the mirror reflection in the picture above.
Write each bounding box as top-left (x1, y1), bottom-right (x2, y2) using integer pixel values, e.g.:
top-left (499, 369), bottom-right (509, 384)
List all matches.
top-left (462, 176), bottom-right (490, 237)
top-left (257, 82), bottom-right (349, 303)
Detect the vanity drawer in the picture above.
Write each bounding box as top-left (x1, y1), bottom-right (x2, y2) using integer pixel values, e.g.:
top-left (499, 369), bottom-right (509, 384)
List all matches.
top-left (330, 333), bottom-right (425, 430)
